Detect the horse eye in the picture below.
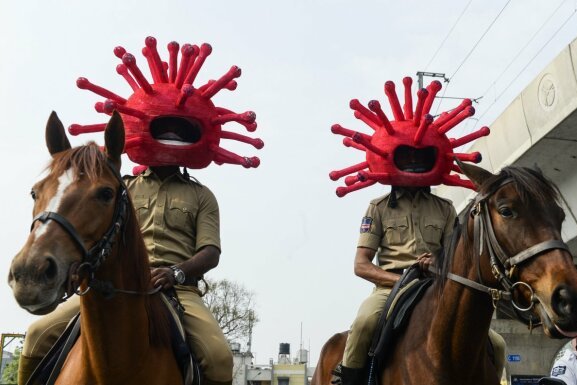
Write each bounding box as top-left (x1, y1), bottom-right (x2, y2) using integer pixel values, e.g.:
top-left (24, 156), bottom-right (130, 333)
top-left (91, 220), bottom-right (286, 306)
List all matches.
top-left (498, 207), bottom-right (514, 218)
top-left (97, 187), bottom-right (115, 202)
top-left (30, 189), bottom-right (37, 200)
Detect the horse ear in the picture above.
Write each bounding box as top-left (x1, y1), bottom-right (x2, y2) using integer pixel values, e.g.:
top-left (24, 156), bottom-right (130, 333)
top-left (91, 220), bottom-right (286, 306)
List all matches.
top-left (455, 158), bottom-right (493, 189)
top-left (46, 111), bottom-right (72, 156)
top-left (104, 111), bottom-right (125, 168)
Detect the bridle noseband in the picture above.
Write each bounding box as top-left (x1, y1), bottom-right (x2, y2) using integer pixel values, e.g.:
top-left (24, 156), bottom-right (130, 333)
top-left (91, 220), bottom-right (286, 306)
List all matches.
top-left (30, 160), bottom-right (130, 299)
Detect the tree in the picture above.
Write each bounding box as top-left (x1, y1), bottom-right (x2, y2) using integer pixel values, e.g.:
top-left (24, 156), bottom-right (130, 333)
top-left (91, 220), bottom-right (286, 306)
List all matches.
top-left (1, 346), bottom-right (21, 385)
top-left (202, 279), bottom-right (259, 349)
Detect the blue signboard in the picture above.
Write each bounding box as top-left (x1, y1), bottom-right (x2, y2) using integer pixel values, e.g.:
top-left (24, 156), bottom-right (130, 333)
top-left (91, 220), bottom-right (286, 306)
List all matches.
top-left (507, 354), bottom-right (521, 362)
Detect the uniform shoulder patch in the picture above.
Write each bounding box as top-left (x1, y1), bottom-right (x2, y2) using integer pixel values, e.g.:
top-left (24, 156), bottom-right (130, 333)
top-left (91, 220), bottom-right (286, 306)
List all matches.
top-left (552, 365), bottom-right (567, 376)
top-left (360, 217), bottom-right (373, 233)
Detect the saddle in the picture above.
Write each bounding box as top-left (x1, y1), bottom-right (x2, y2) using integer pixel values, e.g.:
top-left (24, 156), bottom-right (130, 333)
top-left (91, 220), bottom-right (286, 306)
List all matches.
top-left (368, 265), bottom-right (433, 383)
top-left (27, 292), bottom-right (199, 385)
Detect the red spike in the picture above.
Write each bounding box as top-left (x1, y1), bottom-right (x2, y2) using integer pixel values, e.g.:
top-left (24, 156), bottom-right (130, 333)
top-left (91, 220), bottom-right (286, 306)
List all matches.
top-left (176, 84), bottom-right (196, 108)
top-left (145, 36), bottom-right (168, 83)
top-left (76, 77), bottom-right (127, 104)
top-left (183, 43), bottom-right (212, 87)
top-left (422, 81), bottom-right (442, 115)
top-left (384, 81), bottom-right (405, 121)
top-left (350, 99), bottom-right (380, 126)
top-left (221, 131), bottom-right (264, 149)
top-left (403, 77), bottom-right (414, 120)
top-left (122, 53), bottom-right (153, 94)
top-left (432, 99), bottom-right (472, 130)
top-left (142, 47), bottom-right (161, 83)
top-left (354, 111), bottom-right (381, 131)
top-left (344, 175), bottom-right (361, 186)
top-left (212, 110), bottom-right (255, 125)
top-left (343, 137), bottom-right (366, 151)
top-left (175, 44), bottom-right (198, 89)
top-left (94, 102), bottom-right (109, 114)
top-left (413, 114), bottom-right (434, 145)
top-left (68, 123), bottom-right (107, 136)
top-left (413, 88), bottom-right (428, 125)
top-left (358, 170), bottom-right (391, 184)
top-left (132, 165), bottom-right (148, 175)
top-left (367, 100), bottom-right (395, 135)
top-left (167, 41), bottom-right (179, 83)
top-left (448, 151), bottom-right (482, 163)
top-left (116, 64), bottom-right (139, 91)
top-left (215, 108), bottom-right (257, 131)
top-left (104, 100), bottom-right (148, 119)
top-left (201, 66), bottom-right (242, 99)
top-left (211, 144), bottom-right (260, 168)
top-left (442, 174), bottom-right (476, 190)
top-left (336, 180), bottom-right (377, 198)
top-left (351, 132), bottom-right (388, 159)
top-left (451, 163), bottom-right (462, 173)
top-left (329, 161), bottom-right (368, 181)
top-left (331, 124), bottom-right (372, 143)
top-left (437, 106), bottom-right (475, 135)
top-left (199, 79), bottom-right (237, 93)
top-left (113, 46), bottom-right (126, 59)
top-left (450, 126), bottom-right (490, 148)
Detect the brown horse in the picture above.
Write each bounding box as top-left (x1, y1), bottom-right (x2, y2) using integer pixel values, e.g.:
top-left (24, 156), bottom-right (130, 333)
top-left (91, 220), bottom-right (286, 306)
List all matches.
top-left (313, 162), bottom-right (577, 385)
top-left (8, 112), bottom-right (183, 385)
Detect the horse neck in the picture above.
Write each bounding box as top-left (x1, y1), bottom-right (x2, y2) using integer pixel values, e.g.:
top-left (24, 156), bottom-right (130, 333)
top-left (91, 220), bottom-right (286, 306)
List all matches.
top-left (78, 211), bottom-right (160, 373)
top-left (429, 236), bottom-right (495, 363)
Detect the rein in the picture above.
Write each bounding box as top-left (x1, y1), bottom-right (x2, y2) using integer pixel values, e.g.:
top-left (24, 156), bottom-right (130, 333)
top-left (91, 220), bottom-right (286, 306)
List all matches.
top-left (435, 177), bottom-right (569, 322)
top-left (30, 159), bottom-right (156, 300)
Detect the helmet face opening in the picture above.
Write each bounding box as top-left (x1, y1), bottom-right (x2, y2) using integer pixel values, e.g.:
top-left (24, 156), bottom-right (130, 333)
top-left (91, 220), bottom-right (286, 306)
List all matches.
top-left (393, 145), bottom-right (437, 174)
top-left (150, 116), bottom-right (203, 145)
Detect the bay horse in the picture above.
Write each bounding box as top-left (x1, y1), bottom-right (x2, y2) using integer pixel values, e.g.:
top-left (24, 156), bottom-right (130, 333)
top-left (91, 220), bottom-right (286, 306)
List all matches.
top-left (8, 112), bottom-right (183, 385)
top-left (313, 161), bottom-right (577, 385)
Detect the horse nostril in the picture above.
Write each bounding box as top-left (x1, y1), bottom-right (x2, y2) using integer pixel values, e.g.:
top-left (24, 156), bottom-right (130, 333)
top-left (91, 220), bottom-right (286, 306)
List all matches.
top-left (44, 257), bottom-right (58, 282)
top-left (553, 286), bottom-right (576, 317)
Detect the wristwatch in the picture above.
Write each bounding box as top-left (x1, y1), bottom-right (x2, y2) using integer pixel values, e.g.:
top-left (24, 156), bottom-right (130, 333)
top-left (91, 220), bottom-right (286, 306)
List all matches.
top-left (170, 266), bottom-right (186, 285)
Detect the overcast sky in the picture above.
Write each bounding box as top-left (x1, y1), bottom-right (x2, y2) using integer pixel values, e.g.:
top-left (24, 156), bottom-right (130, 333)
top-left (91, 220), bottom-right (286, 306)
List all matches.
top-left (1, 0), bottom-right (577, 367)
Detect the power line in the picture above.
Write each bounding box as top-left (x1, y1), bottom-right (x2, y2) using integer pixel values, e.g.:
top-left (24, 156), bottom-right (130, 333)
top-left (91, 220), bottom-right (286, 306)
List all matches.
top-left (424, 0), bottom-right (474, 71)
top-left (473, 6), bottom-right (577, 129)
top-left (449, 0), bottom-right (513, 80)
top-left (479, 0), bottom-right (568, 101)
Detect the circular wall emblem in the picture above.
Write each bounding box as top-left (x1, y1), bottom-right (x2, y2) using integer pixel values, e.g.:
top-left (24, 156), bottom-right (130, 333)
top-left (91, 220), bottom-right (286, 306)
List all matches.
top-left (538, 74), bottom-right (556, 111)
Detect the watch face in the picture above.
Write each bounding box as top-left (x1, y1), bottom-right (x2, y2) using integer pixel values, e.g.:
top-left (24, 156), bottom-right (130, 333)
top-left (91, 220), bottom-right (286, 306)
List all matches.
top-left (172, 268), bottom-right (185, 284)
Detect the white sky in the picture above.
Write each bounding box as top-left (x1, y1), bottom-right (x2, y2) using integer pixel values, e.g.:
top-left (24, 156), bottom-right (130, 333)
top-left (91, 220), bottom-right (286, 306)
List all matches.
top-left (1, 0), bottom-right (577, 366)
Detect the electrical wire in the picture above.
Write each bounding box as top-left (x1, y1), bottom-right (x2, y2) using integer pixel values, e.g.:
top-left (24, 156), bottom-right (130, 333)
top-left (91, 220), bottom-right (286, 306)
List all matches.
top-left (424, 0), bottom-right (474, 71)
top-left (473, 6), bottom-right (577, 129)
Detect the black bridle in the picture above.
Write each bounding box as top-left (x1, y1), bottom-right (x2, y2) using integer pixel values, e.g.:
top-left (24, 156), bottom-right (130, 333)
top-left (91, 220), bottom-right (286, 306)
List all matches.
top-left (433, 177), bottom-right (569, 325)
top-left (30, 160), bottom-right (132, 299)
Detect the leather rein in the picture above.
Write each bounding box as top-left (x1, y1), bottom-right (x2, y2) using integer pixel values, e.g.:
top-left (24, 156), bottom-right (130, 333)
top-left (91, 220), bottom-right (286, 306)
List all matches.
top-left (30, 160), bottom-right (160, 300)
top-left (433, 177), bottom-right (569, 324)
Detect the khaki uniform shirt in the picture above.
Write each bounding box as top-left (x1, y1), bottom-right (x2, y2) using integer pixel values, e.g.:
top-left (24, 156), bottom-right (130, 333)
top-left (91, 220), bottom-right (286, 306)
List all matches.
top-left (124, 169), bottom-right (221, 267)
top-left (357, 189), bottom-right (457, 272)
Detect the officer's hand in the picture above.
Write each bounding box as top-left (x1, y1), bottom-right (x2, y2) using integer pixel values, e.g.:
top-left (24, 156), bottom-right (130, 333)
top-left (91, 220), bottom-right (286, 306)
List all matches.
top-left (150, 267), bottom-right (175, 290)
top-left (416, 253), bottom-right (435, 275)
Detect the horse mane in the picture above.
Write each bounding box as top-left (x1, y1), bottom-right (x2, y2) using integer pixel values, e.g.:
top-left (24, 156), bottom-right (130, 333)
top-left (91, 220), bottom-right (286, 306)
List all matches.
top-left (49, 142), bottom-right (172, 347)
top-left (434, 165), bottom-right (562, 295)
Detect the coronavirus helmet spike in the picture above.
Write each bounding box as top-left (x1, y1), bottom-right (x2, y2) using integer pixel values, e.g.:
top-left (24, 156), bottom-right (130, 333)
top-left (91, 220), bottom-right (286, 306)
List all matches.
top-left (70, 36), bottom-right (263, 171)
top-left (330, 77), bottom-right (490, 197)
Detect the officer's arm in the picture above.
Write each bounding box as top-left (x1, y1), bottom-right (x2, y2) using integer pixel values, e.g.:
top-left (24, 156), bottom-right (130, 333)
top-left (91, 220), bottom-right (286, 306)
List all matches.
top-left (354, 247), bottom-right (401, 287)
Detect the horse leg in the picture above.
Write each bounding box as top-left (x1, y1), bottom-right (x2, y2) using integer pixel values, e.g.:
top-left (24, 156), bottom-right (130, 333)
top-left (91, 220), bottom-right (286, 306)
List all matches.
top-left (311, 331), bottom-right (348, 385)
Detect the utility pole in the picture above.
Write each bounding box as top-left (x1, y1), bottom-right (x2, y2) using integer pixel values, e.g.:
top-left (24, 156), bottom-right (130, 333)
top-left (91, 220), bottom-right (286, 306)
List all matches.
top-left (416, 71), bottom-right (449, 90)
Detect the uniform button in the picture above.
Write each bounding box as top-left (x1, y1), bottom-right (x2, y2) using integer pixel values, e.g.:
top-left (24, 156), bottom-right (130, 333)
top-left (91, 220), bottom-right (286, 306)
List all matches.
top-left (158, 203), bottom-right (163, 207)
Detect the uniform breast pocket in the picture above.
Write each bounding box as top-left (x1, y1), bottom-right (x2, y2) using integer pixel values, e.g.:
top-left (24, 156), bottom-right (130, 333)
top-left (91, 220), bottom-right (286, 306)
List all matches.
top-left (383, 217), bottom-right (409, 245)
top-left (423, 217), bottom-right (444, 246)
top-left (132, 196), bottom-right (150, 225)
top-left (166, 199), bottom-right (193, 231)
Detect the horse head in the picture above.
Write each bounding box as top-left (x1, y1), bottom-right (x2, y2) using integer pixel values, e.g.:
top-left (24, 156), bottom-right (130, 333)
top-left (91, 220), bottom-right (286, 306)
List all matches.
top-left (459, 160), bottom-right (577, 338)
top-left (8, 111), bottom-right (126, 315)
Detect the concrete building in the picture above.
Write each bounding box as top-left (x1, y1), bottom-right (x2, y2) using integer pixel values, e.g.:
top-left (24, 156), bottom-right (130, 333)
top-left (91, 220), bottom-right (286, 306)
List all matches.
top-left (232, 343), bottom-right (315, 385)
top-left (435, 36), bottom-right (577, 384)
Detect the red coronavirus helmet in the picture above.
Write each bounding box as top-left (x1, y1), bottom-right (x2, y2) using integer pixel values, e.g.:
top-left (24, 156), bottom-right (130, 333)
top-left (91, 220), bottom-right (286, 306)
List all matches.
top-left (330, 77), bottom-right (490, 197)
top-left (69, 36), bottom-right (263, 173)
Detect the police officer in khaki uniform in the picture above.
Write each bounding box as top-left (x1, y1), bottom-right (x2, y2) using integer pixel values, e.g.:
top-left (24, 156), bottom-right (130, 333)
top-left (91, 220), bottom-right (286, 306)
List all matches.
top-left (340, 185), bottom-right (457, 383)
top-left (18, 165), bottom-right (233, 385)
